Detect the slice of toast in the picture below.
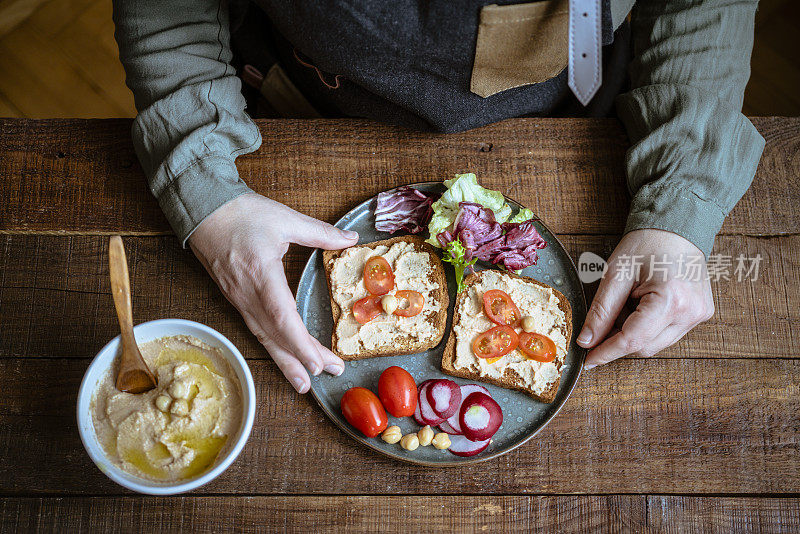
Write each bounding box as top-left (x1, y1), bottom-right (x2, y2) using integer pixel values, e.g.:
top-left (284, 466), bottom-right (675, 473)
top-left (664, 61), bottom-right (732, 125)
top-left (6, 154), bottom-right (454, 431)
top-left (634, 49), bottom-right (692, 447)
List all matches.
top-left (322, 235), bottom-right (449, 361)
top-left (441, 270), bottom-right (572, 403)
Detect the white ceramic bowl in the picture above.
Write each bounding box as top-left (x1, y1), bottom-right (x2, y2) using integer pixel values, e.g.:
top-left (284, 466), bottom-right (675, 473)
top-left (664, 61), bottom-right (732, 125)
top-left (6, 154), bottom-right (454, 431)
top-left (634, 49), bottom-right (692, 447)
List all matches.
top-left (77, 319), bottom-right (256, 495)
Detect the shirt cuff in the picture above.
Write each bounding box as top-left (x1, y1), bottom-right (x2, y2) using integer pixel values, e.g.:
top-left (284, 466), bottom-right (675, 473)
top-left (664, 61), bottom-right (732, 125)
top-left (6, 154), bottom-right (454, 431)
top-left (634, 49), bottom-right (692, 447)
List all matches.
top-left (154, 155), bottom-right (253, 247)
top-left (616, 84), bottom-right (765, 258)
top-left (625, 183), bottom-right (725, 257)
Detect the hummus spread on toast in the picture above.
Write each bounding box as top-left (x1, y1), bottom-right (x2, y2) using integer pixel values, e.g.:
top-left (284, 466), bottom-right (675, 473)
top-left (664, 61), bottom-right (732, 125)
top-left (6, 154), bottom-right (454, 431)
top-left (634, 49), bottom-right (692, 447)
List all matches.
top-left (330, 241), bottom-right (442, 355)
top-left (452, 270), bottom-right (568, 395)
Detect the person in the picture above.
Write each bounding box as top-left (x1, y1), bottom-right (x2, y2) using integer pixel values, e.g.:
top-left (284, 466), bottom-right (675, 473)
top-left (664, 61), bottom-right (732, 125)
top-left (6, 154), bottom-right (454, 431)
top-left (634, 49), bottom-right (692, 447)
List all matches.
top-left (112, 0), bottom-right (764, 393)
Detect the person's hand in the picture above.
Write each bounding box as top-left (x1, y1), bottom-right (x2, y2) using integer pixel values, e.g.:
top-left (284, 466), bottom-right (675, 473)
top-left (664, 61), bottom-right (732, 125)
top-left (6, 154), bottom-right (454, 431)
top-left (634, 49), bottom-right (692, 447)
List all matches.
top-left (577, 229), bottom-right (714, 369)
top-left (189, 193), bottom-right (359, 393)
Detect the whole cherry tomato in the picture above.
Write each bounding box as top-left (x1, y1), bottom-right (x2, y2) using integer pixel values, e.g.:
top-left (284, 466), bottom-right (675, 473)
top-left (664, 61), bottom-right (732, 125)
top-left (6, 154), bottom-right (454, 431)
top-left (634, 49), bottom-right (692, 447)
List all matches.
top-left (340, 387), bottom-right (388, 438)
top-left (377, 366), bottom-right (418, 417)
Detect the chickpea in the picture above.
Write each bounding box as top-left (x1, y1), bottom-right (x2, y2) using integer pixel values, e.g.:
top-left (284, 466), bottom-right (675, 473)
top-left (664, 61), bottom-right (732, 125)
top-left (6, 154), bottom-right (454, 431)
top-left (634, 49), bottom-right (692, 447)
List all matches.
top-left (169, 381), bottom-right (189, 399)
top-left (170, 398), bottom-right (189, 416)
top-left (432, 432), bottom-right (451, 450)
top-left (381, 425), bottom-right (403, 444)
top-left (154, 395), bottom-right (171, 413)
top-left (381, 294), bottom-right (398, 315)
top-left (400, 433), bottom-right (420, 451)
top-left (417, 425), bottom-right (434, 446)
top-left (521, 316), bottom-right (537, 333)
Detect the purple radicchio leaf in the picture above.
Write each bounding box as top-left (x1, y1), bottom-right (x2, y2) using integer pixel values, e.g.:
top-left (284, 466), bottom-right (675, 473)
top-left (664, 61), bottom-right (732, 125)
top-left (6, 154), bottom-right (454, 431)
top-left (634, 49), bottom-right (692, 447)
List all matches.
top-left (374, 186), bottom-right (438, 234)
top-left (452, 202), bottom-right (504, 247)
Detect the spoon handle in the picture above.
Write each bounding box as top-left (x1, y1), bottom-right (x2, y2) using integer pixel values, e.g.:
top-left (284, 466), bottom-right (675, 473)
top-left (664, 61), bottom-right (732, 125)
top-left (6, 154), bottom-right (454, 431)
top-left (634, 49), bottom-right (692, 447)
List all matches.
top-left (108, 236), bottom-right (135, 344)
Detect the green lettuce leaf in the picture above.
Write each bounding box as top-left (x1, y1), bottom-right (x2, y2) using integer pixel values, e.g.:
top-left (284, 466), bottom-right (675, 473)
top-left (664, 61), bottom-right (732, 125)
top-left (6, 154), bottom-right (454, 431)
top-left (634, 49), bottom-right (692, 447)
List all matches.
top-left (508, 207), bottom-right (534, 224)
top-left (426, 173), bottom-right (513, 247)
top-left (441, 239), bottom-right (476, 294)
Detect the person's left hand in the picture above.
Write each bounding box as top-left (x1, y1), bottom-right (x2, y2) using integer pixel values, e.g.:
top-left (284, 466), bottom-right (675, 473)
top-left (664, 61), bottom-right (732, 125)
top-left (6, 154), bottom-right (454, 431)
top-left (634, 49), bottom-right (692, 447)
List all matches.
top-left (577, 229), bottom-right (715, 369)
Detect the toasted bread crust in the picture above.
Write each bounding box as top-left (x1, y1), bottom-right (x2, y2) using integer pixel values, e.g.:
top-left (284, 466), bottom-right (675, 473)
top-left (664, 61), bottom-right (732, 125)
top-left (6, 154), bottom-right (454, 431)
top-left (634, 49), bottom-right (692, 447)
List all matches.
top-left (440, 270), bottom-right (572, 403)
top-left (322, 235), bottom-right (449, 361)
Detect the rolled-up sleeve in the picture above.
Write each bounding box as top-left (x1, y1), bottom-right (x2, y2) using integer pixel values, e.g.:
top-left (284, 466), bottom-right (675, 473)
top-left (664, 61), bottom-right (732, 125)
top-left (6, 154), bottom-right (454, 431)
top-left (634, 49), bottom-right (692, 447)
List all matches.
top-left (616, 0), bottom-right (765, 256)
top-left (113, 0), bottom-right (262, 245)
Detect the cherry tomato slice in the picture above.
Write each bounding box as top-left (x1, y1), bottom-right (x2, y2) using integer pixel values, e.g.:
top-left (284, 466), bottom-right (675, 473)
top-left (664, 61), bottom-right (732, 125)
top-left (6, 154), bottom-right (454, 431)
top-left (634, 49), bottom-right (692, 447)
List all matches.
top-left (364, 256), bottom-right (395, 295)
top-left (377, 366), bottom-right (418, 417)
top-left (483, 289), bottom-right (522, 326)
top-left (518, 332), bottom-right (557, 362)
top-left (352, 295), bottom-right (383, 325)
top-left (472, 325), bottom-right (519, 359)
top-left (393, 290), bottom-right (424, 317)
top-left (341, 387), bottom-right (388, 438)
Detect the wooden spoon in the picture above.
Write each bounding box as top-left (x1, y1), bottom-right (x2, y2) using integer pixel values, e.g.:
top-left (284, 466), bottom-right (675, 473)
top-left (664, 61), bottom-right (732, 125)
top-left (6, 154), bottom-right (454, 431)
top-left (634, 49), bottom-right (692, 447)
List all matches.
top-left (108, 236), bottom-right (157, 393)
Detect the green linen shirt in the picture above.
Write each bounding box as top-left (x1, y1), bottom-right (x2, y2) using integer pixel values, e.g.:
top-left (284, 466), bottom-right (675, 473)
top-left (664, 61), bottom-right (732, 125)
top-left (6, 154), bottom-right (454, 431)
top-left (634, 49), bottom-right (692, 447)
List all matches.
top-left (112, 0), bottom-right (764, 256)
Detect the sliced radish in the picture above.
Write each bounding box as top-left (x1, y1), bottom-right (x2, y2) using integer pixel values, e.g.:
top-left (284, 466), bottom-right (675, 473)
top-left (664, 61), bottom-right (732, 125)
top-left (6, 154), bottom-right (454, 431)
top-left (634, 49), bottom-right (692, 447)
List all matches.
top-left (459, 392), bottom-right (503, 442)
top-left (413, 398), bottom-right (426, 425)
top-left (443, 384), bottom-right (490, 434)
top-left (464, 383), bottom-right (490, 395)
top-left (417, 382), bottom-right (445, 426)
top-left (413, 379), bottom-right (435, 425)
top-left (438, 420), bottom-right (462, 435)
top-left (448, 434), bottom-right (491, 457)
top-left (426, 379), bottom-right (462, 419)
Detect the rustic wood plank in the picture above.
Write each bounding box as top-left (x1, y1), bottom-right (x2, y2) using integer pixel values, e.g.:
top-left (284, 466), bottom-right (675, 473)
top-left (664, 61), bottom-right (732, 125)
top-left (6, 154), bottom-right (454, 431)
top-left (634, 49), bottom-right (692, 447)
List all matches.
top-left (1, 495), bottom-right (798, 533)
top-left (1, 234), bottom-right (796, 360)
top-left (1, 357), bottom-right (798, 495)
top-left (1, 118), bottom-right (797, 236)
top-left (646, 496), bottom-right (800, 533)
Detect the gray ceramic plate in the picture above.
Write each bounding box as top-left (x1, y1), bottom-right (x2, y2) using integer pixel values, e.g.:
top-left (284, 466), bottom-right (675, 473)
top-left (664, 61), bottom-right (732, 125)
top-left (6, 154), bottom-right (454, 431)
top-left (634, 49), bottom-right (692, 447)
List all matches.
top-left (297, 182), bottom-right (586, 466)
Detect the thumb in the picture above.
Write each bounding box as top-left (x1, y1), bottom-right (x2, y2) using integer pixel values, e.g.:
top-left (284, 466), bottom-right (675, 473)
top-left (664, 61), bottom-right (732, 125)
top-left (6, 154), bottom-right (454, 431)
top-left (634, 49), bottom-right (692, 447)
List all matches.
top-left (288, 214), bottom-right (358, 249)
top-left (577, 271), bottom-right (634, 349)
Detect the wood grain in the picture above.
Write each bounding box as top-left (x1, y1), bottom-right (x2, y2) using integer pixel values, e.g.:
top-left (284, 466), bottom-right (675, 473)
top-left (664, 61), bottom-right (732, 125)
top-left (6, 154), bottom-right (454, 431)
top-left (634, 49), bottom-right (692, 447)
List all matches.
top-left (1, 118), bottom-right (798, 237)
top-left (1, 234), bottom-right (797, 361)
top-left (1, 357), bottom-right (798, 495)
top-left (1, 495), bottom-right (798, 533)
top-left (1, 118), bottom-right (798, 526)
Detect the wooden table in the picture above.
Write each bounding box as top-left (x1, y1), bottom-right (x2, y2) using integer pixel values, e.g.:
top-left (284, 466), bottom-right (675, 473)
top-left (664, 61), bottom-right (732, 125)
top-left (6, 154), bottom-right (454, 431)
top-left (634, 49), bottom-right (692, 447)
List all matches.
top-left (1, 117), bottom-right (799, 532)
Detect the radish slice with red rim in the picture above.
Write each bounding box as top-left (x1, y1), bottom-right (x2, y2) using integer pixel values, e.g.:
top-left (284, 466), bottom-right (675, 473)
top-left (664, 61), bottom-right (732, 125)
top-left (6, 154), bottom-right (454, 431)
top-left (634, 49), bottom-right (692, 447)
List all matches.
top-left (465, 384), bottom-right (490, 395)
top-left (444, 384), bottom-right (490, 434)
top-left (412, 379), bottom-right (433, 425)
top-left (417, 382), bottom-right (445, 426)
top-left (448, 434), bottom-right (491, 457)
top-left (438, 420), bottom-right (462, 435)
top-left (413, 398), bottom-right (426, 425)
top-left (459, 392), bottom-right (503, 442)
top-left (426, 379), bottom-right (462, 419)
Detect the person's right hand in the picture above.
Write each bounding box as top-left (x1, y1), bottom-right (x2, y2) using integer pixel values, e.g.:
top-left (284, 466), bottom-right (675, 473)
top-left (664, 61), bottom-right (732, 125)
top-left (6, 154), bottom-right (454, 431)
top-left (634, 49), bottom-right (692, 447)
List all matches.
top-left (188, 192), bottom-right (359, 393)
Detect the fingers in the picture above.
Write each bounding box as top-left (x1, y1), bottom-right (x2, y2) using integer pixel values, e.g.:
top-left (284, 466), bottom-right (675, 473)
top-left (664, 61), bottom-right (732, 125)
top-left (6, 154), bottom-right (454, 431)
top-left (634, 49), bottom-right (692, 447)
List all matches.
top-left (310, 336), bottom-right (345, 376)
top-left (577, 271), bottom-right (635, 349)
top-left (261, 338), bottom-right (312, 394)
top-left (258, 263), bottom-right (327, 375)
top-left (646, 324), bottom-right (689, 356)
top-left (584, 291), bottom-right (672, 369)
top-left (285, 210), bottom-right (358, 250)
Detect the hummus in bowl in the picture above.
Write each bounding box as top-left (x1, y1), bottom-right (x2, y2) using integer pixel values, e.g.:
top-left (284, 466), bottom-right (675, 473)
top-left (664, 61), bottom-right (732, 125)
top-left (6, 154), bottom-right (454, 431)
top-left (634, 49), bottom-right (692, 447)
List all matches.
top-left (77, 319), bottom-right (255, 495)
